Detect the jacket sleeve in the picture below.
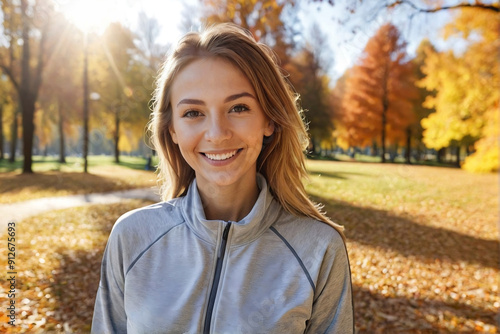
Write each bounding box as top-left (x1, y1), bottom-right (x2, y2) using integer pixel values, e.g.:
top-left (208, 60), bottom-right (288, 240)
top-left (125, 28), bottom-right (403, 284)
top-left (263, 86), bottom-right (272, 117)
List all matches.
top-left (305, 232), bottom-right (354, 334)
top-left (91, 224), bottom-right (128, 334)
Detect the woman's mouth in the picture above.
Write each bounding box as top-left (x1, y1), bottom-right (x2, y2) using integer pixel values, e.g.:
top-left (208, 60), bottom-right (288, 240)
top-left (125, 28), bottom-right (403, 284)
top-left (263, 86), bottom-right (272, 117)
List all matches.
top-left (201, 149), bottom-right (243, 162)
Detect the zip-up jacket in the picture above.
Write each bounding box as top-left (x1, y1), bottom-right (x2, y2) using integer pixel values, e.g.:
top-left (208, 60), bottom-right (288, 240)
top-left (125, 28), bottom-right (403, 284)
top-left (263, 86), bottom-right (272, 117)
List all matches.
top-left (92, 174), bottom-right (354, 333)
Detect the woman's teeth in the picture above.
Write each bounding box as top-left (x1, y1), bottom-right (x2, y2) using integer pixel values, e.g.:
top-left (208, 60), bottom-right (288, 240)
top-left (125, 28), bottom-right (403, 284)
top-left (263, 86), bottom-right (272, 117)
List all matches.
top-left (205, 150), bottom-right (238, 161)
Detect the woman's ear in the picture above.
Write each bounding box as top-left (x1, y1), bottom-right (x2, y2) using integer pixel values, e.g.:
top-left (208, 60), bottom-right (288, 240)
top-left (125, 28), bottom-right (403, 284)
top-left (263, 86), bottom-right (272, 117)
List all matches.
top-left (264, 120), bottom-right (275, 137)
top-left (169, 127), bottom-right (178, 144)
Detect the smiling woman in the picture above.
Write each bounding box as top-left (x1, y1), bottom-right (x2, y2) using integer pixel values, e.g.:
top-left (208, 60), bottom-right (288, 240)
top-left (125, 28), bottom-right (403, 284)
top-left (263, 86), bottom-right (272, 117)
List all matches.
top-left (91, 23), bottom-right (354, 334)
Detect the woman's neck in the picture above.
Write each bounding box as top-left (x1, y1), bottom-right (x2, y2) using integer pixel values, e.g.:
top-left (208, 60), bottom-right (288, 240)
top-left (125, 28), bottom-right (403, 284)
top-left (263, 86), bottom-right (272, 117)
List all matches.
top-left (197, 176), bottom-right (260, 222)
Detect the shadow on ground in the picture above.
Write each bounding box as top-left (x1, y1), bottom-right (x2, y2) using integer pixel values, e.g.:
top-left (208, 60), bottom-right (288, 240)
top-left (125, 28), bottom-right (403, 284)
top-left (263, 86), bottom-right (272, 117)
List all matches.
top-left (52, 248), bottom-right (102, 333)
top-left (0, 172), bottom-right (144, 203)
top-left (309, 194), bottom-right (499, 270)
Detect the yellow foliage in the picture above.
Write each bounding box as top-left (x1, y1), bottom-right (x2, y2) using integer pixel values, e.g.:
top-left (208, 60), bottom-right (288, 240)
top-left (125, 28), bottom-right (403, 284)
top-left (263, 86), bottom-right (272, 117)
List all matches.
top-left (118, 127), bottom-right (139, 153)
top-left (463, 107), bottom-right (499, 173)
top-left (463, 136), bottom-right (499, 173)
top-left (420, 7), bottom-right (499, 172)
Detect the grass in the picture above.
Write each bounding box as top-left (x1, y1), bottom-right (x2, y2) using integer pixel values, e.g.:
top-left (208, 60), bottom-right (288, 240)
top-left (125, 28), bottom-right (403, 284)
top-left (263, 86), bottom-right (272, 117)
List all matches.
top-left (0, 160), bottom-right (498, 332)
top-left (0, 155), bottom-right (159, 173)
top-left (311, 152), bottom-right (460, 168)
top-left (0, 156), bottom-right (158, 204)
top-left (305, 160), bottom-right (499, 332)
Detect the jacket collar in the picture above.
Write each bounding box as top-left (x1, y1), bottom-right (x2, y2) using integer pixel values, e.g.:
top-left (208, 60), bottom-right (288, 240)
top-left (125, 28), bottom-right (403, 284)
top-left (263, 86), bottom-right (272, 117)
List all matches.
top-left (180, 173), bottom-right (281, 246)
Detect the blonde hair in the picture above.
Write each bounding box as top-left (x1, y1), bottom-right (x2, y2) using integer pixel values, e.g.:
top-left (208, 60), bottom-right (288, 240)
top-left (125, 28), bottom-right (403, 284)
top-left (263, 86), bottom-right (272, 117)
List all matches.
top-left (149, 23), bottom-right (344, 236)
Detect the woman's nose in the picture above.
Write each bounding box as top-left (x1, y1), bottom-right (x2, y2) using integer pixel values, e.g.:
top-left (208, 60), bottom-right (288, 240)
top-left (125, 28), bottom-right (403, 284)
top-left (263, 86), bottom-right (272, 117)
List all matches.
top-left (205, 115), bottom-right (232, 143)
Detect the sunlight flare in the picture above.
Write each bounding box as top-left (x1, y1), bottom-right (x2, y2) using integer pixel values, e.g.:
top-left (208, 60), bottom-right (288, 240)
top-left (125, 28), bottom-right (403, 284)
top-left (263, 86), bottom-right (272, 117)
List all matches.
top-left (56, 0), bottom-right (124, 33)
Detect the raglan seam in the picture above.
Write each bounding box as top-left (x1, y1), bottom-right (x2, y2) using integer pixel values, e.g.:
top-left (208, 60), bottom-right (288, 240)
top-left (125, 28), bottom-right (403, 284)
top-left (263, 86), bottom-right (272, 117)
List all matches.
top-left (269, 226), bottom-right (316, 293)
top-left (111, 267), bottom-right (124, 296)
top-left (125, 221), bottom-right (185, 275)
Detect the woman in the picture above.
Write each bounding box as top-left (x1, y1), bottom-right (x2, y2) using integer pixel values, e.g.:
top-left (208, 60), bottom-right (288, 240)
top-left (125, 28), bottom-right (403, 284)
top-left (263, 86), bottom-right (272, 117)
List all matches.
top-left (92, 23), bottom-right (354, 334)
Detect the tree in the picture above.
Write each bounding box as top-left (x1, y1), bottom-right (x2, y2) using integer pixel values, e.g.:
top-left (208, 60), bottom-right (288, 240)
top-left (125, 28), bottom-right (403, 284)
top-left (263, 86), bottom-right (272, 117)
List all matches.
top-left (420, 8), bottom-right (499, 171)
top-left (135, 12), bottom-right (167, 72)
top-left (134, 12), bottom-right (169, 165)
top-left (37, 18), bottom-right (82, 163)
top-left (408, 39), bottom-right (436, 162)
top-left (0, 0), bottom-right (59, 173)
top-left (0, 75), bottom-right (15, 160)
top-left (311, 0), bottom-right (499, 14)
top-left (339, 23), bottom-right (417, 162)
top-left (385, 0), bottom-right (499, 13)
top-left (91, 23), bottom-right (147, 163)
top-left (330, 69), bottom-right (351, 151)
top-left (286, 24), bottom-right (335, 154)
top-left (200, 0), bottom-right (299, 64)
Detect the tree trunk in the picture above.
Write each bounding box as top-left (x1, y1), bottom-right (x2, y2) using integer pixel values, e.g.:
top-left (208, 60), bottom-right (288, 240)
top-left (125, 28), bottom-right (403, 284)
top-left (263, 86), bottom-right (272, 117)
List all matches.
top-left (455, 145), bottom-right (461, 168)
top-left (371, 140), bottom-right (378, 157)
top-left (20, 94), bottom-right (35, 173)
top-left (390, 143), bottom-right (398, 163)
top-left (381, 105), bottom-right (387, 163)
top-left (0, 104), bottom-right (4, 160)
top-left (405, 127), bottom-right (411, 164)
top-left (114, 113), bottom-right (120, 163)
top-left (437, 147), bottom-right (445, 163)
top-left (381, 63), bottom-right (389, 164)
top-left (57, 101), bottom-right (66, 163)
top-left (20, 0), bottom-right (34, 174)
top-left (9, 110), bottom-right (18, 163)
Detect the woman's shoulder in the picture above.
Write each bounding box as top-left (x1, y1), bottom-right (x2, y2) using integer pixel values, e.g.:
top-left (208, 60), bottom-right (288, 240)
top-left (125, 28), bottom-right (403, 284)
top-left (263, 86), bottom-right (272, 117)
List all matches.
top-left (270, 210), bottom-right (349, 281)
top-left (110, 198), bottom-right (185, 240)
top-left (274, 210), bottom-right (343, 240)
top-left (271, 209), bottom-right (345, 253)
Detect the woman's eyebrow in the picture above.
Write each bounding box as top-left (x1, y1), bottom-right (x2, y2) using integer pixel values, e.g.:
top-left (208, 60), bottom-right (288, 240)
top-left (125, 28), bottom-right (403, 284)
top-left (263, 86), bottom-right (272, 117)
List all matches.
top-left (177, 98), bottom-right (205, 107)
top-left (224, 92), bottom-right (256, 103)
top-left (176, 92), bottom-right (256, 107)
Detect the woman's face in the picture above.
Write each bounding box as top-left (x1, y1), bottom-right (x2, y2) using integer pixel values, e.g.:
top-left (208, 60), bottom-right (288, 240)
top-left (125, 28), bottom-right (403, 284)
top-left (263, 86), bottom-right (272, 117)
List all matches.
top-left (169, 57), bottom-right (274, 190)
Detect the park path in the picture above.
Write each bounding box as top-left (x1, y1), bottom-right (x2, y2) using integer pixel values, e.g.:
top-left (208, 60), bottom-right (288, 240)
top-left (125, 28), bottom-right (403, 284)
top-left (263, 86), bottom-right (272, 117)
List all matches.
top-left (0, 187), bottom-right (161, 228)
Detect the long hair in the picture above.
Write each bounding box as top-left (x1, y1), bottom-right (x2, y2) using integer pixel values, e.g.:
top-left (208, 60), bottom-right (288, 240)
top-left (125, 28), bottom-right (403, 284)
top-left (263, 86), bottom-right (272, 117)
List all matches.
top-left (149, 23), bottom-right (344, 236)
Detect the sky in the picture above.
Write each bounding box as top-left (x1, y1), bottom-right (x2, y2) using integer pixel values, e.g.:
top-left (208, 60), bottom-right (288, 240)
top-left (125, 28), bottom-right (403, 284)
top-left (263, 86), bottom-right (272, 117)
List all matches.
top-left (54, 0), bottom-right (456, 82)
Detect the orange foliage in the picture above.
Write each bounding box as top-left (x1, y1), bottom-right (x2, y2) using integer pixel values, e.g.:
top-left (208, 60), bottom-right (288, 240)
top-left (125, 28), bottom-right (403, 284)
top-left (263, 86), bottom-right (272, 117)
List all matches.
top-left (200, 0), bottom-right (295, 64)
top-left (337, 24), bottom-right (417, 151)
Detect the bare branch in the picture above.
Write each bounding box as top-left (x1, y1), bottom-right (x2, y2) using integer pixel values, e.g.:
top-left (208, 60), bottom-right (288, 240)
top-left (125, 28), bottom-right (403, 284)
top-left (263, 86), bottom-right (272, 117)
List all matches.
top-left (390, 0), bottom-right (500, 13)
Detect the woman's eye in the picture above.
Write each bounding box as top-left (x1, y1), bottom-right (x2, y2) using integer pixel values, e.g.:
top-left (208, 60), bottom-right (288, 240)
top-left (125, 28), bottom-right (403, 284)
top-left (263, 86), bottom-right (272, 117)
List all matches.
top-left (230, 104), bottom-right (250, 113)
top-left (182, 110), bottom-right (202, 118)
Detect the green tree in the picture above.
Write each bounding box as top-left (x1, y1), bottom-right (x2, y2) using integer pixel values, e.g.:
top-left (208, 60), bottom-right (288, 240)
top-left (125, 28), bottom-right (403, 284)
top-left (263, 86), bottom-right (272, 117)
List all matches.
top-left (0, 0), bottom-right (59, 173)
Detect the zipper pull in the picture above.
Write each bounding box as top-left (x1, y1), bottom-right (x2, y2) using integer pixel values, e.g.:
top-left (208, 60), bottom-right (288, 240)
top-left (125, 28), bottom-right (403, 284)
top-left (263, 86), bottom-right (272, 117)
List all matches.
top-left (217, 222), bottom-right (232, 258)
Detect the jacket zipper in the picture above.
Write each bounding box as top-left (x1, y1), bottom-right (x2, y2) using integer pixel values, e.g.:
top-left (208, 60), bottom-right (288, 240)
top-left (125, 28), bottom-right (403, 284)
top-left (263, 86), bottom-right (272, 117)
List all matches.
top-left (203, 222), bottom-right (232, 334)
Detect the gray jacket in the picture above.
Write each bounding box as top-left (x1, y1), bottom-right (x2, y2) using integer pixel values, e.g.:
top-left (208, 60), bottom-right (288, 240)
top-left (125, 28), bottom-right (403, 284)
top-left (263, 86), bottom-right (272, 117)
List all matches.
top-left (92, 175), bottom-right (354, 333)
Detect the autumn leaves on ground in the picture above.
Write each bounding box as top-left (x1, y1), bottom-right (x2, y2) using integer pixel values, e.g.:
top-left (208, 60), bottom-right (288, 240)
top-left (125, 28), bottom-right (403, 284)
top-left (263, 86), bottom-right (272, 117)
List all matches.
top-left (1, 160), bottom-right (498, 333)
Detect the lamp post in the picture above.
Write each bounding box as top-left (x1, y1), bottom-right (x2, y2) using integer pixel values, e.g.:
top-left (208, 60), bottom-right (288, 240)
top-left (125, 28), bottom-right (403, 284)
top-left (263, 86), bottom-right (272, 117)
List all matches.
top-left (83, 32), bottom-right (89, 173)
